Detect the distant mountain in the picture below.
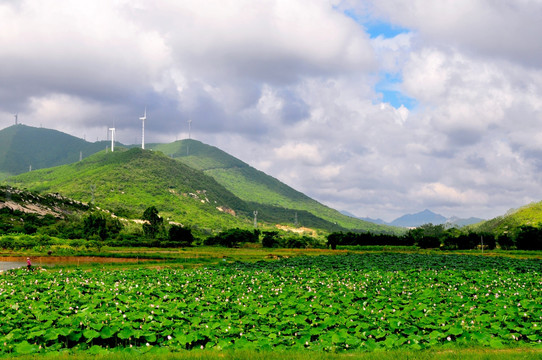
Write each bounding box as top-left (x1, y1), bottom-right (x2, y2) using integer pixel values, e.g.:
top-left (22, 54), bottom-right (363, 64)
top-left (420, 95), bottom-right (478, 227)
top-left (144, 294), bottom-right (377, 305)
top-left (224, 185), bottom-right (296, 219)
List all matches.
top-left (359, 217), bottom-right (388, 225)
top-left (446, 216), bottom-right (484, 227)
top-left (0, 124), bottom-right (109, 178)
top-left (390, 209), bottom-right (447, 227)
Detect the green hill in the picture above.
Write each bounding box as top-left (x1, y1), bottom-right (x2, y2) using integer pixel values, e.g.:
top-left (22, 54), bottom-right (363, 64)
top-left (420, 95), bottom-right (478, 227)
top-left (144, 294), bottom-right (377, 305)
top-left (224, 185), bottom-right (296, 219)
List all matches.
top-left (472, 201), bottom-right (542, 235)
top-left (0, 124), bottom-right (109, 178)
top-left (7, 148), bottom-right (349, 235)
top-left (7, 148), bottom-right (253, 232)
top-left (0, 125), bottom-right (400, 234)
top-left (149, 140), bottom-right (400, 234)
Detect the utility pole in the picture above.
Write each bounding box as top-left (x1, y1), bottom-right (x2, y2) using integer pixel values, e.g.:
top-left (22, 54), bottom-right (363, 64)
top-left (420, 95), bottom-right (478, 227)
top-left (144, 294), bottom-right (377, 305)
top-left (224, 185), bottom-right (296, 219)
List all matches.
top-left (253, 210), bottom-right (258, 229)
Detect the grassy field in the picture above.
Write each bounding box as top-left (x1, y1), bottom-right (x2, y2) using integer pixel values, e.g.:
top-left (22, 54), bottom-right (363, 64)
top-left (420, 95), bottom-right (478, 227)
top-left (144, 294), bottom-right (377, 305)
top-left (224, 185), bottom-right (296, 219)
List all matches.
top-left (6, 347), bottom-right (542, 360)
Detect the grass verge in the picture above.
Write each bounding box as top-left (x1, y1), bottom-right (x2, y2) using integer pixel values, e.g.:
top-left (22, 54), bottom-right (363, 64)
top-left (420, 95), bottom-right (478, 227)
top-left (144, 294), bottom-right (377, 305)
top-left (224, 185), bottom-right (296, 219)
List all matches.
top-left (7, 347), bottom-right (542, 360)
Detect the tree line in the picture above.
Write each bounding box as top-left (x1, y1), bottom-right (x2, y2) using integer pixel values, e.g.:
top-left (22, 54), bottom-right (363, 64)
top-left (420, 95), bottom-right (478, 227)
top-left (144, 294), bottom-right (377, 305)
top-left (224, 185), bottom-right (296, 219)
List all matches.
top-left (0, 206), bottom-right (320, 250)
top-left (3, 203), bottom-right (542, 250)
top-left (326, 223), bottom-right (542, 251)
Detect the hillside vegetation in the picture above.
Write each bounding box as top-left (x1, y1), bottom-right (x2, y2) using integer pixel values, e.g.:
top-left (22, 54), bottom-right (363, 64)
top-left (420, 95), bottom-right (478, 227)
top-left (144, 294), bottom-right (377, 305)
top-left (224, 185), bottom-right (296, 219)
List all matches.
top-left (8, 148), bottom-right (352, 236)
top-left (150, 140), bottom-right (399, 234)
top-left (472, 201), bottom-right (542, 235)
top-left (8, 148), bottom-right (252, 233)
top-left (0, 124), bottom-right (109, 178)
top-left (0, 125), bottom-right (400, 234)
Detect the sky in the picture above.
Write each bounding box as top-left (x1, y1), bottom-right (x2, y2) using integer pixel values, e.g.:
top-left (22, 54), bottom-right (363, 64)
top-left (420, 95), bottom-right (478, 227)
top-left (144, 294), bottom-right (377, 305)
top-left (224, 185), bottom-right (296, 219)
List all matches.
top-left (1, 0), bottom-right (542, 222)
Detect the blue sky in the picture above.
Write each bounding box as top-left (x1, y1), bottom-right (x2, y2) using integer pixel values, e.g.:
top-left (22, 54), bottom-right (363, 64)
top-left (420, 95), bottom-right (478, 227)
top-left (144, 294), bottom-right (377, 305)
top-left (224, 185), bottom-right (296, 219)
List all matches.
top-left (374, 73), bottom-right (418, 109)
top-left (344, 9), bottom-right (415, 109)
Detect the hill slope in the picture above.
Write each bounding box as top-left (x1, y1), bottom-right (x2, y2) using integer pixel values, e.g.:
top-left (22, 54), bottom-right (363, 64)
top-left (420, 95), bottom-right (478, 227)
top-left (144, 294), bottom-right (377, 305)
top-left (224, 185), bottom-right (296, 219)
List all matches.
top-left (8, 148), bottom-right (254, 231)
top-left (0, 125), bottom-right (399, 234)
top-left (472, 201), bottom-right (542, 235)
top-left (149, 140), bottom-right (399, 233)
top-left (7, 148), bottom-right (347, 234)
top-left (0, 184), bottom-right (90, 235)
top-left (0, 124), bottom-right (109, 178)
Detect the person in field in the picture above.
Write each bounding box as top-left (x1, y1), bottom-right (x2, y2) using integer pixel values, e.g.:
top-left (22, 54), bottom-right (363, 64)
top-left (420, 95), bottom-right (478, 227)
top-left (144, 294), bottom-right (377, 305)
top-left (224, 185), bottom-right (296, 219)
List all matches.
top-left (26, 257), bottom-right (32, 271)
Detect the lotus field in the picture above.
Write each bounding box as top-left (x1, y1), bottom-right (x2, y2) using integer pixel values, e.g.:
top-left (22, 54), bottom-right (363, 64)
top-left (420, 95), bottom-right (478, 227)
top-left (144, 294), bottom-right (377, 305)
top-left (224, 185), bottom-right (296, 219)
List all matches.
top-left (1, 253), bottom-right (542, 355)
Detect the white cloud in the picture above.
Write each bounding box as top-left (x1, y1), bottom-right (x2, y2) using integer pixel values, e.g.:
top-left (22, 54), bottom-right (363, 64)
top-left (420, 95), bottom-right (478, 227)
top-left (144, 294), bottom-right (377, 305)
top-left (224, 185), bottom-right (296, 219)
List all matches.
top-left (2, 0), bottom-right (542, 223)
top-left (412, 182), bottom-right (488, 206)
top-left (366, 0), bottom-right (542, 66)
top-left (274, 143), bottom-right (323, 166)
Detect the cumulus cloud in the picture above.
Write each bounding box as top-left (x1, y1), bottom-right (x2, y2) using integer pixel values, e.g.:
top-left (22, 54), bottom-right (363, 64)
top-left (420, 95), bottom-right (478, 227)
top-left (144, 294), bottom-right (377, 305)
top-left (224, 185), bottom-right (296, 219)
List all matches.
top-left (1, 0), bottom-right (542, 222)
top-left (365, 0), bottom-right (542, 66)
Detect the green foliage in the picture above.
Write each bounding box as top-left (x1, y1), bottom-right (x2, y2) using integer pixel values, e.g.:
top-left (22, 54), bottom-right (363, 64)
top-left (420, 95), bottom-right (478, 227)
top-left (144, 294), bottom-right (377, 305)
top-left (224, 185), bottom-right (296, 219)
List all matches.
top-left (205, 228), bottom-right (259, 247)
top-left (326, 231), bottom-right (414, 249)
top-left (8, 148), bottom-right (253, 235)
top-left (515, 225), bottom-right (542, 250)
top-left (83, 213), bottom-right (107, 240)
top-left (327, 226), bottom-right (499, 251)
top-left (151, 140), bottom-right (402, 234)
top-left (142, 206), bottom-right (164, 239)
top-left (473, 201), bottom-right (542, 237)
top-left (0, 233), bottom-right (56, 249)
top-left (82, 212), bottom-right (123, 241)
top-left (261, 231), bottom-right (280, 248)
top-left (167, 225), bottom-right (194, 247)
top-left (0, 253), bottom-right (541, 355)
top-left (282, 235), bottom-right (321, 248)
top-left (497, 233), bottom-right (515, 250)
top-left (261, 231), bottom-right (323, 249)
top-left (0, 185), bottom-right (89, 238)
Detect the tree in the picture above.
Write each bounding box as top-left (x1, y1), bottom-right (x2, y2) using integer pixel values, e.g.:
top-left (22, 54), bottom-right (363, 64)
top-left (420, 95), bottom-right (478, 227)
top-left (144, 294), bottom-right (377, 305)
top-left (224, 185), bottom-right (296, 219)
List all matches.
top-left (262, 231), bottom-right (280, 248)
top-left (408, 224), bottom-right (445, 249)
top-left (83, 213), bottom-right (107, 240)
top-left (204, 228), bottom-right (258, 248)
top-left (327, 232), bottom-right (342, 250)
top-left (142, 206), bottom-right (164, 239)
top-left (497, 233), bottom-right (514, 250)
top-left (106, 217), bottom-right (123, 239)
top-left (168, 225), bottom-right (194, 247)
top-left (515, 226), bottom-right (542, 250)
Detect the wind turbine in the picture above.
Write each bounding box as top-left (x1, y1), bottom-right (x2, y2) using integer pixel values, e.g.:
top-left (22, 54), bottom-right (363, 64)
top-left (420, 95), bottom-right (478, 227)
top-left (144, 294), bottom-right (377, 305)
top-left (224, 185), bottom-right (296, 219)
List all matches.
top-left (140, 108), bottom-right (147, 149)
top-left (186, 119), bottom-right (193, 156)
top-left (109, 128), bottom-right (116, 152)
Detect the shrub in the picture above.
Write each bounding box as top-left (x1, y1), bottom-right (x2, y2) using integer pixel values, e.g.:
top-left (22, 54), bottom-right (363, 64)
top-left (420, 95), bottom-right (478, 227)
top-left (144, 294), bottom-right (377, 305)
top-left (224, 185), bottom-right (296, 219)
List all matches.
top-left (142, 206), bottom-right (164, 239)
top-left (417, 236), bottom-right (441, 249)
top-left (497, 233), bottom-right (515, 250)
top-left (204, 228), bottom-right (259, 248)
top-left (168, 225), bottom-right (194, 247)
top-left (262, 231), bottom-right (280, 248)
top-left (515, 226), bottom-right (542, 250)
top-left (83, 213), bottom-right (107, 240)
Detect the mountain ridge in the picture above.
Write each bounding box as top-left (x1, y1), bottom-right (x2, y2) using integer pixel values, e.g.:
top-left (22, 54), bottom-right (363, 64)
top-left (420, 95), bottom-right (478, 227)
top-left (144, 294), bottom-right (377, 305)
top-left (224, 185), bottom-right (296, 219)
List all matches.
top-left (351, 209), bottom-right (484, 228)
top-left (0, 125), bottom-right (400, 234)
top-left (0, 124), bottom-right (110, 177)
